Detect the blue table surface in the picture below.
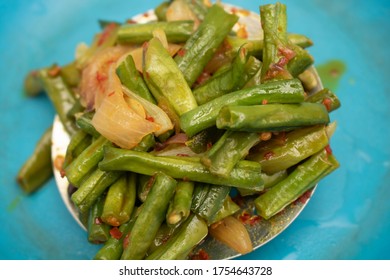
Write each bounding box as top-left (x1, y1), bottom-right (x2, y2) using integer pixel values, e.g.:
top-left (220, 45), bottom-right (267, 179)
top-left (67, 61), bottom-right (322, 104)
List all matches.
top-left (0, 0), bottom-right (389, 260)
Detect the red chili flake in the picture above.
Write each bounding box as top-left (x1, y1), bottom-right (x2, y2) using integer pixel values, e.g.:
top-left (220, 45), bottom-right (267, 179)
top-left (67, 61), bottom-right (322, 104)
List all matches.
top-left (146, 116), bottom-right (155, 122)
top-left (126, 19), bottom-right (137, 24)
top-left (230, 7), bottom-right (238, 14)
top-left (264, 63), bottom-right (286, 80)
top-left (238, 211), bottom-right (262, 226)
top-left (263, 151), bottom-right (275, 160)
top-left (294, 189), bottom-right (313, 205)
top-left (262, 99), bottom-right (268, 105)
top-left (143, 12), bottom-right (149, 17)
top-left (325, 144), bottom-right (333, 155)
top-left (206, 142), bottom-right (213, 150)
top-left (96, 71), bottom-right (107, 89)
top-left (97, 23), bottom-right (117, 46)
top-left (322, 98), bottom-right (332, 111)
top-left (277, 56), bottom-right (289, 67)
top-left (123, 233), bottom-right (130, 248)
top-left (109, 227), bottom-right (122, 240)
top-left (238, 211), bottom-right (251, 223)
top-left (108, 91), bottom-right (115, 97)
top-left (176, 153), bottom-right (189, 157)
top-left (278, 47), bottom-right (296, 61)
top-left (177, 48), bottom-right (186, 57)
top-left (94, 217), bottom-right (103, 225)
top-left (190, 249), bottom-right (210, 260)
top-left (248, 215), bottom-right (262, 225)
top-left (48, 65), bottom-right (61, 77)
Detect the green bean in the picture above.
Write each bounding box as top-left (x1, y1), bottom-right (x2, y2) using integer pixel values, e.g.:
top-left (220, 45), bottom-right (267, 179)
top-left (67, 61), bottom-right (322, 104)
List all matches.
top-left (260, 3), bottom-right (291, 82)
top-left (62, 130), bottom-right (92, 170)
top-left (183, 0), bottom-right (208, 21)
top-left (241, 56), bottom-right (263, 88)
top-left (64, 136), bottom-right (112, 187)
top-left (287, 33), bottom-right (313, 49)
top-left (117, 21), bottom-right (194, 44)
top-left (38, 69), bottom-right (78, 136)
top-left (254, 149), bottom-right (339, 219)
top-left (60, 61), bottom-right (81, 88)
top-left (154, 1), bottom-right (170, 21)
top-left (23, 70), bottom-right (43, 97)
top-left (193, 46), bottom-right (248, 105)
top-left (287, 43), bottom-right (314, 78)
top-left (216, 103), bottom-right (330, 132)
top-left (121, 172), bottom-right (177, 260)
top-left (180, 78), bottom-right (305, 137)
top-left (166, 181), bottom-right (194, 226)
top-left (99, 147), bottom-right (264, 190)
top-left (193, 184), bottom-right (231, 224)
top-left (174, 4), bottom-right (239, 86)
top-left (87, 195), bottom-right (111, 244)
top-left (71, 168), bottom-right (122, 215)
top-left (201, 131), bottom-right (260, 177)
top-left (101, 172), bottom-right (137, 227)
top-left (146, 214), bottom-right (208, 260)
top-left (132, 133), bottom-right (156, 152)
top-left (238, 170), bottom-right (288, 196)
top-left (185, 126), bottom-right (224, 154)
top-left (248, 125), bottom-right (331, 174)
top-left (116, 54), bottom-right (156, 104)
top-left (306, 88), bottom-right (341, 112)
top-left (209, 196), bottom-right (240, 225)
top-left (191, 183), bottom-right (210, 214)
top-left (16, 126), bottom-right (53, 194)
top-left (94, 207), bottom-right (139, 260)
top-left (144, 37), bottom-right (198, 116)
top-left (75, 111), bottom-right (101, 138)
top-left (66, 99), bottom-right (84, 121)
top-left (147, 222), bottom-right (178, 255)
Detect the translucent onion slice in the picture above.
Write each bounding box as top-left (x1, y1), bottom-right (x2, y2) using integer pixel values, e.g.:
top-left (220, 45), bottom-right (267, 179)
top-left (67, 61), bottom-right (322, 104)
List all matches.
top-left (92, 90), bottom-right (160, 149)
top-left (209, 216), bottom-right (253, 255)
top-left (91, 65), bottom-right (159, 150)
top-left (122, 86), bottom-right (173, 136)
top-left (79, 46), bottom-right (131, 110)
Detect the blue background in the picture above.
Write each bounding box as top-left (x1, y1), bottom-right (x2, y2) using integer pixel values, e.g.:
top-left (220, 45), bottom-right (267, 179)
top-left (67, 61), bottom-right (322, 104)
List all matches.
top-left (0, 0), bottom-right (389, 259)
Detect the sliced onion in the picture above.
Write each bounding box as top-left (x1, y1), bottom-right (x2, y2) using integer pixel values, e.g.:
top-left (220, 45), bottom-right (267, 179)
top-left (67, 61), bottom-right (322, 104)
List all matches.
top-left (122, 86), bottom-right (173, 136)
top-left (209, 216), bottom-right (253, 255)
top-left (79, 46), bottom-right (130, 110)
top-left (91, 64), bottom-right (160, 149)
top-left (92, 90), bottom-right (160, 149)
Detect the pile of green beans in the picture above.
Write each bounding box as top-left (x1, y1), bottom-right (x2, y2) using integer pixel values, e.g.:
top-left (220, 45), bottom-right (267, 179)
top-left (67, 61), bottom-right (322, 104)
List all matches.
top-left (18, 0), bottom-right (340, 260)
